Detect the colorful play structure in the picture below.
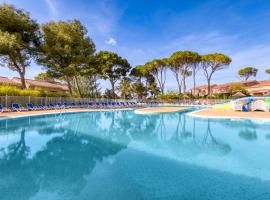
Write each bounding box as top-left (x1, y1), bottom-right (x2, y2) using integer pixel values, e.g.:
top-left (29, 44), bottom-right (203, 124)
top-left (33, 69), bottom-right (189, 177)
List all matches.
top-left (212, 97), bottom-right (270, 112)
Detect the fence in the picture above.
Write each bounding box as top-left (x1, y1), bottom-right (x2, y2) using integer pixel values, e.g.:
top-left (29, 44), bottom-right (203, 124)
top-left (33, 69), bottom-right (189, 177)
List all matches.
top-left (0, 96), bottom-right (141, 108)
top-left (0, 95), bottom-right (230, 108)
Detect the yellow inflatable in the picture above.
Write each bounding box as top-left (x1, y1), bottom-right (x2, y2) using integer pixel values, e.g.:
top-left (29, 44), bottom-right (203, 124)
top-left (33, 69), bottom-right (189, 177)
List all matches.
top-left (212, 102), bottom-right (232, 110)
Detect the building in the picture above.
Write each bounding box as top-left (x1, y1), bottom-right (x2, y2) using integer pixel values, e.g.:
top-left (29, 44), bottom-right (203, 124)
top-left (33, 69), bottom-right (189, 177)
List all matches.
top-left (0, 77), bottom-right (69, 93)
top-left (247, 81), bottom-right (270, 96)
top-left (192, 80), bottom-right (270, 96)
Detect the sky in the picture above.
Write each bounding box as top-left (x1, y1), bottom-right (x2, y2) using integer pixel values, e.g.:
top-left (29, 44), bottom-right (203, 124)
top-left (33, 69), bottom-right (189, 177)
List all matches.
top-left (1, 0), bottom-right (270, 91)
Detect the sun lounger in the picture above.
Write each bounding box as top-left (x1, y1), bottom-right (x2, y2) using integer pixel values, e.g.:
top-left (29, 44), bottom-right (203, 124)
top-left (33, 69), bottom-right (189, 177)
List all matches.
top-left (37, 104), bottom-right (48, 110)
top-left (63, 102), bottom-right (71, 109)
top-left (49, 103), bottom-right (56, 110)
top-left (26, 103), bottom-right (39, 111)
top-left (88, 102), bottom-right (94, 108)
top-left (12, 103), bottom-right (27, 112)
top-left (250, 100), bottom-right (269, 112)
top-left (0, 104), bottom-right (11, 112)
top-left (231, 102), bottom-right (243, 111)
top-left (56, 102), bottom-right (65, 109)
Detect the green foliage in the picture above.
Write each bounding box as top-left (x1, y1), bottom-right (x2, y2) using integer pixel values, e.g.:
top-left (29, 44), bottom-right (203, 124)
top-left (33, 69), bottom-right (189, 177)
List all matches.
top-left (132, 81), bottom-right (147, 99)
top-left (228, 83), bottom-right (248, 95)
top-left (34, 72), bottom-right (55, 82)
top-left (96, 51), bottom-right (131, 98)
top-left (213, 93), bottom-right (231, 99)
top-left (265, 68), bottom-right (270, 75)
top-left (38, 20), bottom-right (96, 95)
top-left (75, 75), bottom-right (101, 98)
top-left (201, 53), bottom-right (232, 96)
top-left (238, 67), bottom-right (258, 80)
top-left (130, 65), bottom-right (148, 80)
top-left (118, 78), bottom-right (133, 99)
top-left (170, 51), bottom-right (201, 67)
top-left (156, 91), bottom-right (181, 101)
top-left (0, 4), bottom-right (41, 88)
top-left (181, 69), bottom-right (192, 77)
top-left (170, 51), bottom-right (200, 93)
top-left (0, 85), bottom-right (70, 97)
top-left (103, 89), bottom-right (117, 99)
top-left (147, 81), bottom-right (160, 98)
top-left (144, 58), bottom-right (168, 94)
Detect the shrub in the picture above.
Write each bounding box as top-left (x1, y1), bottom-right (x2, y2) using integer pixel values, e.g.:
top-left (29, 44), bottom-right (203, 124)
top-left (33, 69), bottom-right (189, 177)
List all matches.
top-left (0, 85), bottom-right (71, 97)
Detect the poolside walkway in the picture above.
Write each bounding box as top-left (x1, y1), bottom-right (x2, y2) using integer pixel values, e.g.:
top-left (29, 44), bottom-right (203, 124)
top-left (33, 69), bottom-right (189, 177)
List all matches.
top-left (135, 107), bottom-right (190, 114)
top-left (190, 108), bottom-right (270, 120)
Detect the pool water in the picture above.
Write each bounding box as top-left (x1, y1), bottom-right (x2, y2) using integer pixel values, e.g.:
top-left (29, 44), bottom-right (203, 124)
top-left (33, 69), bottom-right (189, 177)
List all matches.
top-left (0, 109), bottom-right (270, 200)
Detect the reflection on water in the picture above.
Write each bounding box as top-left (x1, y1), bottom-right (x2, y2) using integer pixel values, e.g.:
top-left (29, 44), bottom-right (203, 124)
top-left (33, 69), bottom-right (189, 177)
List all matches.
top-left (0, 110), bottom-right (270, 200)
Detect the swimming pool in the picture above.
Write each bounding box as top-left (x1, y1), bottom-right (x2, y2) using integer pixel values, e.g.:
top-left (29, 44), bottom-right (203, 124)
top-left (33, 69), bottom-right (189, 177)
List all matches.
top-left (0, 109), bottom-right (270, 200)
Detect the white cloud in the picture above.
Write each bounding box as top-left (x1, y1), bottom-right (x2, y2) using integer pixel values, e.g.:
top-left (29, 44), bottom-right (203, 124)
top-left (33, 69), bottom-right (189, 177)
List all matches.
top-left (79, 1), bottom-right (127, 36)
top-left (105, 37), bottom-right (117, 46)
top-left (44, 0), bottom-right (57, 15)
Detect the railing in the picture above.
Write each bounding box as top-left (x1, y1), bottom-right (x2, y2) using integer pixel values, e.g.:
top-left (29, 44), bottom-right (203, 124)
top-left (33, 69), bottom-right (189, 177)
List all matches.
top-left (0, 95), bottom-right (230, 108)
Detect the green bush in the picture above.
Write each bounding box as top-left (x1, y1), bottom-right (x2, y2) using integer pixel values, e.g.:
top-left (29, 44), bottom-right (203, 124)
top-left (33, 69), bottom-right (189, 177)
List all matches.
top-left (156, 91), bottom-right (181, 101)
top-left (0, 85), bottom-right (71, 97)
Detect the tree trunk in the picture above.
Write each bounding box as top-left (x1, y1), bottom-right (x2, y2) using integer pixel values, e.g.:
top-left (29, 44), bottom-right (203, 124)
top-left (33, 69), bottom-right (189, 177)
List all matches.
top-left (66, 77), bottom-right (73, 96)
top-left (175, 74), bottom-right (181, 94)
top-left (18, 71), bottom-right (26, 89)
top-left (74, 76), bottom-right (82, 98)
top-left (183, 75), bottom-right (186, 93)
top-left (193, 72), bottom-right (196, 96)
top-left (110, 79), bottom-right (116, 99)
top-left (207, 78), bottom-right (211, 96)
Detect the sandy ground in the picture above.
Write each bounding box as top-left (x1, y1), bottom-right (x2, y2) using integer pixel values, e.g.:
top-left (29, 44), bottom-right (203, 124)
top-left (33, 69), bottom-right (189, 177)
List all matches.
top-left (135, 107), bottom-right (189, 114)
top-left (0, 108), bottom-right (133, 119)
top-left (190, 108), bottom-right (270, 120)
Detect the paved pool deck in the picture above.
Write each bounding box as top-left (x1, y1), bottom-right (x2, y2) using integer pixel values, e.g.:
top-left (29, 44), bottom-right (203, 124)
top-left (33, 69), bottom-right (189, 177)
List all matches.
top-left (135, 107), bottom-right (190, 114)
top-left (189, 108), bottom-right (270, 120)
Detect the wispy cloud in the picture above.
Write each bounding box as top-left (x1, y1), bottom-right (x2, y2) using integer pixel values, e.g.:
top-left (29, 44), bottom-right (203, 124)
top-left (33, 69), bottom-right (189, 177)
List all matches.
top-left (80, 1), bottom-right (127, 36)
top-left (161, 31), bottom-right (239, 55)
top-left (44, 0), bottom-right (57, 16)
top-left (105, 37), bottom-right (117, 46)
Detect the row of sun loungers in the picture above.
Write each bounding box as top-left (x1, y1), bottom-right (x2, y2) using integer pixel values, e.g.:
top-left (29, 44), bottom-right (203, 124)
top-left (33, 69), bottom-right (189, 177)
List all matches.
top-left (0, 101), bottom-right (160, 112)
top-left (232, 99), bottom-right (270, 112)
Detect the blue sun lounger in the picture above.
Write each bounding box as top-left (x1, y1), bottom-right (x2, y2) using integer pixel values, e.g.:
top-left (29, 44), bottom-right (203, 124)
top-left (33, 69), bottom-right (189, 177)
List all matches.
top-left (12, 103), bottom-right (27, 112)
top-left (26, 103), bottom-right (39, 111)
top-left (49, 102), bottom-right (56, 109)
top-left (0, 104), bottom-right (11, 112)
top-left (37, 104), bottom-right (47, 110)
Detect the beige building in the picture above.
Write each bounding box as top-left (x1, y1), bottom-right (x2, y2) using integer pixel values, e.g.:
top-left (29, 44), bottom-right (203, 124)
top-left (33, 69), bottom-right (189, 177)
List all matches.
top-left (0, 77), bottom-right (69, 93)
top-left (192, 80), bottom-right (270, 96)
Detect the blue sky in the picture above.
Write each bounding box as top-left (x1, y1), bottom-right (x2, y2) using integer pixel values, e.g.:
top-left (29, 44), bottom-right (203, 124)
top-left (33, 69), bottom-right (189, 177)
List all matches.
top-left (1, 0), bottom-right (270, 91)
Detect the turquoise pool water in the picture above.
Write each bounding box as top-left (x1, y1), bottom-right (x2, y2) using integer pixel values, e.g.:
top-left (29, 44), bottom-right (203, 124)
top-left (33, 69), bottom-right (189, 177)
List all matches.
top-left (0, 109), bottom-right (270, 200)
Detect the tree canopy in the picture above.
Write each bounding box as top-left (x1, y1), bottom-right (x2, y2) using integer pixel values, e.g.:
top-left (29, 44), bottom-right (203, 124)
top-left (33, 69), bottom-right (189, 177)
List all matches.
top-left (170, 51), bottom-right (200, 93)
top-left (238, 67), bottom-right (258, 80)
top-left (144, 58), bottom-right (168, 94)
top-left (96, 51), bottom-right (131, 98)
top-left (201, 53), bottom-right (231, 96)
top-left (0, 4), bottom-right (41, 88)
top-left (34, 72), bottom-right (55, 82)
top-left (38, 20), bottom-right (95, 95)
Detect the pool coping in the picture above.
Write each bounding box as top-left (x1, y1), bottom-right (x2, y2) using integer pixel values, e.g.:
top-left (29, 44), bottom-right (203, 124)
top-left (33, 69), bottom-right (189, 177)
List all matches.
top-left (0, 108), bottom-right (133, 120)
